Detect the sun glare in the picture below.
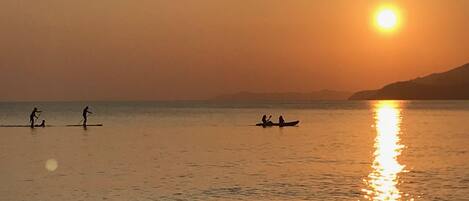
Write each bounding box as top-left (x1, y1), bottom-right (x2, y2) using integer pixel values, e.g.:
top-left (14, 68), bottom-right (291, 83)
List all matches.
top-left (377, 10), bottom-right (397, 28)
top-left (374, 7), bottom-right (400, 32)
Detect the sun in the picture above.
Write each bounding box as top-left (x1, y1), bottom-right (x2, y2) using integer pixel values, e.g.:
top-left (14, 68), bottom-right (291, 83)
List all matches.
top-left (377, 9), bottom-right (397, 29)
top-left (374, 7), bottom-right (399, 31)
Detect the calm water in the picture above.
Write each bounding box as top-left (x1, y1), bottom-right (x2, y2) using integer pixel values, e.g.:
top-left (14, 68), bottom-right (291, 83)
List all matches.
top-left (0, 101), bottom-right (468, 201)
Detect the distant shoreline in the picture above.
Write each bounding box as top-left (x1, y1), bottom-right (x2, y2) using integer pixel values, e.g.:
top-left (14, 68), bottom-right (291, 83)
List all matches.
top-left (350, 63), bottom-right (469, 100)
top-left (211, 90), bottom-right (353, 102)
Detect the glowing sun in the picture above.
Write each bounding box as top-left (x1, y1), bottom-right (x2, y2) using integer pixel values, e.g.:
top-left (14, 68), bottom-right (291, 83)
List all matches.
top-left (375, 8), bottom-right (398, 31)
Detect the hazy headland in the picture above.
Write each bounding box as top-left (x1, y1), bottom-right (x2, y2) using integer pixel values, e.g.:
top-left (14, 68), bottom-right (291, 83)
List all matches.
top-left (350, 63), bottom-right (469, 100)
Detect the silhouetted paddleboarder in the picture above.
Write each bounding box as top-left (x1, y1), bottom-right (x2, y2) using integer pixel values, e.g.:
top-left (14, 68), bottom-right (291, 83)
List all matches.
top-left (82, 106), bottom-right (93, 127)
top-left (29, 107), bottom-right (42, 128)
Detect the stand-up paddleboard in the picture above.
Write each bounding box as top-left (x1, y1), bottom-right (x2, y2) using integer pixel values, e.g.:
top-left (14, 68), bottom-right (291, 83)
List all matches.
top-left (66, 124), bottom-right (103, 127)
top-left (0, 125), bottom-right (53, 127)
top-left (255, 120), bottom-right (299, 127)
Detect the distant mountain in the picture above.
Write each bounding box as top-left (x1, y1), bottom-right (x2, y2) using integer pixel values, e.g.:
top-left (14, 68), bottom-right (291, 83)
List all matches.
top-left (349, 63), bottom-right (469, 100)
top-left (212, 90), bottom-right (352, 101)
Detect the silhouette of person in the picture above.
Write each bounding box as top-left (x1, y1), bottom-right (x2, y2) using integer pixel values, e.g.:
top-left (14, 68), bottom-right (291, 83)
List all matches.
top-left (82, 106), bottom-right (93, 127)
top-left (261, 114), bottom-right (272, 126)
top-left (262, 115), bottom-right (267, 124)
top-left (29, 107), bottom-right (42, 128)
top-left (279, 115), bottom-right (285, 127)
top-left (38, 120), bottom-right (46, 127)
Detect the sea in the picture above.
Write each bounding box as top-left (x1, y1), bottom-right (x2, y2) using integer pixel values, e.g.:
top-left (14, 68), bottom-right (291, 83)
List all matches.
top-left (0, 100), bottom-right (468, 201)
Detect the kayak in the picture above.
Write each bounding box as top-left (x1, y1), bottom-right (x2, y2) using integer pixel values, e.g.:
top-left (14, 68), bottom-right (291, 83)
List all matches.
top-left (256, 120), bottom-right (299, 127)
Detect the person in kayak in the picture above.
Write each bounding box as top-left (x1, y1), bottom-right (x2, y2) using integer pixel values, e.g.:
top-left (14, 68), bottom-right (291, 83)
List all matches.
top-left (82, 106), bottom-right (93, 127)
top-left (279, 115), bottom-right (285, 127)
top-left (29, 107), bottom-right (42, 128)
top-left (261, 115), bottom-right (272, 125)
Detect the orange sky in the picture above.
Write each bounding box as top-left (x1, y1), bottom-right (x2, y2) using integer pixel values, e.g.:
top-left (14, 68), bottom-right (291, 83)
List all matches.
top-left (0, 0), bottom-right (468, 100)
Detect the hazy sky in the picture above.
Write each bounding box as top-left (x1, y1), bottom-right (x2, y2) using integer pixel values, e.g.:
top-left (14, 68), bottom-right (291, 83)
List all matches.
top-left (0, 0), bottom-right (468, 100)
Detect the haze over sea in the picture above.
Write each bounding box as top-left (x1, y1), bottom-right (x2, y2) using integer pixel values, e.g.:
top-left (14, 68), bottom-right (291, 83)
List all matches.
top-left (1, 100), bottom-right (468, 201)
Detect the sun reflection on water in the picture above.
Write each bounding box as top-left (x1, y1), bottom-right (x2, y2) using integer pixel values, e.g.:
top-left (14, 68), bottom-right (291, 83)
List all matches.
top-left (363, 101), bottom-right (406, 201)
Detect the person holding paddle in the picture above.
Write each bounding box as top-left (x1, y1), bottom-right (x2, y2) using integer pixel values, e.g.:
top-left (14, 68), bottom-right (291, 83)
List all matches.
top-left (82, 106), bottom-right (93, 127)
top-left (29, 107), bottom-right (42, 128)
top-left (261, 114), bottom-right (273, 127)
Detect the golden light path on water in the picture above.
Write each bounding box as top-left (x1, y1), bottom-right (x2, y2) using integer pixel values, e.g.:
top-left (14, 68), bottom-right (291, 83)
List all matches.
top-left (363, 101), bottom-right (407, 201)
